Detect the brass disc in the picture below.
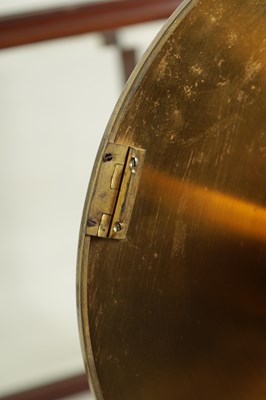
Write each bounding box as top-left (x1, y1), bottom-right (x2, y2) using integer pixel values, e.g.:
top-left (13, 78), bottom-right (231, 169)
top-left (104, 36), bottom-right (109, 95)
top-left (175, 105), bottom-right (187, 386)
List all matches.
top-left (77, 0), bottom-right (266, 399)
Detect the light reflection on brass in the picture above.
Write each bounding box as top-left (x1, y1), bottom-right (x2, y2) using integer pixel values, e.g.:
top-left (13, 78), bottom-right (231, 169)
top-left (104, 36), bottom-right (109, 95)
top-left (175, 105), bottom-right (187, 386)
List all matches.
top-left (77, 0), bottom-right (266, 399)
top-left (142, 165), bottom-right (266, 243)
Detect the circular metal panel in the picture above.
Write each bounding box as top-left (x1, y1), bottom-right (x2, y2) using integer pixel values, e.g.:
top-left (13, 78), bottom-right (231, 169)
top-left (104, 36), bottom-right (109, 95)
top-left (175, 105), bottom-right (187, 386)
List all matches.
top-left (77, 0), bottom-right (266, 399)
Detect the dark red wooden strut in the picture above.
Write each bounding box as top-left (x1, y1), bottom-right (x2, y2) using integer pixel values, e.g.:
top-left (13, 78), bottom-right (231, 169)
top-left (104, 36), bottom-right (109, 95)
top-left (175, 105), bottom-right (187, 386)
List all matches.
top-left (0, 0), bottom-right (181, 49)
top-left (0, 373), bottom-right (89, 400)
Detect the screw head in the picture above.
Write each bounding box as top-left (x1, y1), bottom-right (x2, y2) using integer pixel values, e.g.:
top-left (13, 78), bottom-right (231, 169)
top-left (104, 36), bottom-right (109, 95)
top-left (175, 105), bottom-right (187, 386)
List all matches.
top-left (113, 222), bottom-right (123, 232)
top-left (103, 153), bottom-right (113, 162)
top-left (129, 156), bottom-right (138, 173)
top-left (88, 217), bottom-right (97, 227)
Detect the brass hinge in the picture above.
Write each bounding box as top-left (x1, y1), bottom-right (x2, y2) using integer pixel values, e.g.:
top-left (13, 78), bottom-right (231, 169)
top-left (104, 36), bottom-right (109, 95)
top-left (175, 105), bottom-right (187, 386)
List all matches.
top-left (86, 142), bottom-right (145, 240)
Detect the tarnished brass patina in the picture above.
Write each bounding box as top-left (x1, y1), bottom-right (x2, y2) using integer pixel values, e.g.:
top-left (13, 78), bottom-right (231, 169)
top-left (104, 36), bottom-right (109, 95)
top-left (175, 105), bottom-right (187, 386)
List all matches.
top-left (77, 0), bottom-right (266, 399)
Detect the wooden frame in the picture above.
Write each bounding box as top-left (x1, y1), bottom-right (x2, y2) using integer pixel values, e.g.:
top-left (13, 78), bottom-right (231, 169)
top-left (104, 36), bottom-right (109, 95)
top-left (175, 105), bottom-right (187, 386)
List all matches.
top-left (0, 0), bottom-right (179, 49)
top-left (0, 374), bottom-right (89, 400)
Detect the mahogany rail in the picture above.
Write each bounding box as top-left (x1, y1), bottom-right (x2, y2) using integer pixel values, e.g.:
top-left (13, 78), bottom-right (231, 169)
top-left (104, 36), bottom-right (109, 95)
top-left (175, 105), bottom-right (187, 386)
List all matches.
top-left (0, 0), bottom-right (181, 49)
top-left (0, 373), bottom-right (89, 400)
